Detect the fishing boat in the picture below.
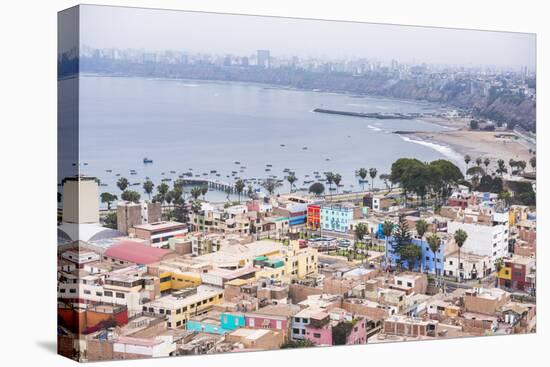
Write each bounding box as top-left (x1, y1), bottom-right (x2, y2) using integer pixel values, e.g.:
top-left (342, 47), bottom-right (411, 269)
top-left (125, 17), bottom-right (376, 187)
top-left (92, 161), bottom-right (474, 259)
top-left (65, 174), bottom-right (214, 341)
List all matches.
top-left (105, 169), bottom-right (112, 173)
top-left (143, 158), bottom-right (153, 164)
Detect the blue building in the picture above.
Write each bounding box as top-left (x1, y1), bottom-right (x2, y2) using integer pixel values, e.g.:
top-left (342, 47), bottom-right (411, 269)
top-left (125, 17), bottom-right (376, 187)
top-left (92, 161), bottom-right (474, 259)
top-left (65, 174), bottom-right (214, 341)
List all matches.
top-left (386, 237), bottom-right (445, 274)
top-left (320, 204), bottom-right (360, 233)
top-left (219, 312), bottom-right (246, 331)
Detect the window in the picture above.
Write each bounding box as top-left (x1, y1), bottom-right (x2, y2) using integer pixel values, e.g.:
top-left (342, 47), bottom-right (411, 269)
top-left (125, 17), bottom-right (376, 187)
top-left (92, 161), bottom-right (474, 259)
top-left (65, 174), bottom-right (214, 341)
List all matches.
top-left (104, 291), bottom-right (113, 297)
top-left (249, 319), bottom-right (255, 327)
top-left (59, 288), bottom-right (66, 293)
top-left (276, 320), bottom-right (282, 329)
top-left (69, 289), bottom-right (76, 293)
top-left (166, 310), bottom-right (171, 315)
top-left (84, 290), bottom-right (91, 295)
top-left (176, 321), bottom-right (182, 327)
top-left (96, 292), bottom-right (103, 296)
top-left (143, 306), bottom-right (147, 311)
top-left (293, 328), bottom-right (300, 334)
top-left (116, 292), bottom-right (125, 299)
top-left (314, 333), bottom-right (321, 338)
top-left (176, 309), bottom-right (181, 314)
top-left (167, 322), bottom-right (172, 328)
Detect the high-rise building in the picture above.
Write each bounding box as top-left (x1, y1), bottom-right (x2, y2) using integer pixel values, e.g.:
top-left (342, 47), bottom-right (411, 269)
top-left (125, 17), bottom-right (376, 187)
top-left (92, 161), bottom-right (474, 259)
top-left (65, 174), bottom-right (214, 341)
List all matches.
top-left (62, 176), bottom-right (99, 224)
top-left (257, 49), bottom-right (271, 68)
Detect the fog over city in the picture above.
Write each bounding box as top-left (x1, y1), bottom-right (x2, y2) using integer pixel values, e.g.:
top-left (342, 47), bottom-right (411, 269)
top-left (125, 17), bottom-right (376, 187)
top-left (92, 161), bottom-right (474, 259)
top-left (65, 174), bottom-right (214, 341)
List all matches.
top-left (79, 5), bottom-right (535, 69)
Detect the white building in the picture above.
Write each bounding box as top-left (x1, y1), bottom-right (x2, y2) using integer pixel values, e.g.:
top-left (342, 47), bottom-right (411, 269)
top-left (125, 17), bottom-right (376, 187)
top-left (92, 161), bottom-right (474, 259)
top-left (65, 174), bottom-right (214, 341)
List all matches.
top-left (447, 219), bottom-right (509, 262)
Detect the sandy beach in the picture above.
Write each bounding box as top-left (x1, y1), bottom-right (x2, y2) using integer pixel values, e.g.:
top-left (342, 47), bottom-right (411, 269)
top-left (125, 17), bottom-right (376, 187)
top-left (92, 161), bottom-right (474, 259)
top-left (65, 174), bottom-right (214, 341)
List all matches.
top-left (413, 128), bottom-right (533, 172)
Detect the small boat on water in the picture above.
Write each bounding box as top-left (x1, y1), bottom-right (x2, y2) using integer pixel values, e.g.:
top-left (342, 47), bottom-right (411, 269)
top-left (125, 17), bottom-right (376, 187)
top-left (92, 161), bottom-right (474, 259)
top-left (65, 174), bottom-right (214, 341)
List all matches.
top-left (143, 158), bottom-right (153, 164)
top-left (132, 183), bottom-right (140, 186)
top-left (280, 144), bottom-right (285, 147)
top-left (100, 183), bottom-right (108, 187)
top-left (325, 158), bottom-right (331, 161)
top-left (161, 178), bottom-right (172, 182)
top-left (105, 169), bottom-right (112, 173)
top-left (235, 161), bottom-right (240, 164)
top-left (115, 173), bottom-right (120, 177)
top-left (266, 164), bottom-right (273, 167)
top-left (170, 170), bottom-right (176, 174)
top-left (302, 147), bottom-right (308, 150)
top-left (210, 170), bottom-right (217, 173)
top-left (265, 168), bottom-right (271, 172)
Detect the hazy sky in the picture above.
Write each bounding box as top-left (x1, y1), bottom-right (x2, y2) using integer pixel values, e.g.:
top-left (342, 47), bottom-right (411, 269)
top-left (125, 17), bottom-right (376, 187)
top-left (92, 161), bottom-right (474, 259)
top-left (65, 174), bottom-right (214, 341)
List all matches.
top-left (79, 5), bottom-right (536, 69)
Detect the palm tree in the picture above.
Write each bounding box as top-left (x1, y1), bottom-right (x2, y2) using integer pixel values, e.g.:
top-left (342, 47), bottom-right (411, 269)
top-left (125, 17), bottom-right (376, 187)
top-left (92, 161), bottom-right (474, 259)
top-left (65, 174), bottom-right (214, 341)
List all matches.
top-left (356, 168), bottom-right (368, 191)
top-left (235, 179), bottom-right (245, 202)
top-left (496, 159), bottom-right (508, 176)
top-left (143, 180), bottom-right (154, 200)
top-left (200, 185), bottom-right (208, 200)
top-left (156, 183), bottom-right (169, 203)
top-left (483, 158), bottom-right (491, 171)
top-left (116, 177), bottom-right (129, 192)
top-left (325, 172), bottom-right (334, 195)
top-left (475, 157), bottom-right (482, 167)
top-left (286, 173), bottom-right (297, 193)
top-left (190, 186), bottom-right (202, 200)
top-left (332, 173), bottom-right (342, 193)
top-left (530, 156), bottom-right (536, 170)
top-left (464, 155), bottom-right (471, 172)
top-left (415, 219), bottom-right (428, 241)
top-left (454, 229), bottom-right (468, 282)
top-left (100, 192), bottom-right (118, 210)
top-left (426, 233), bottom-right (441, 277)
top-left (354, 223), bottom-right (369, 262)
top-left (381, 220), bottom-right (394, 267)
top-left (369, 168), bottom-right (378, 190)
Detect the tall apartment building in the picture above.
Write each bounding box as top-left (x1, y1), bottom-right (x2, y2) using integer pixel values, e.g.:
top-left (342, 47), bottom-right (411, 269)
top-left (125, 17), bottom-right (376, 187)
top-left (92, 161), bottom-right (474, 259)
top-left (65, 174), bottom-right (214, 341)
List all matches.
top-left (117, 201), bottom-right (162, 235)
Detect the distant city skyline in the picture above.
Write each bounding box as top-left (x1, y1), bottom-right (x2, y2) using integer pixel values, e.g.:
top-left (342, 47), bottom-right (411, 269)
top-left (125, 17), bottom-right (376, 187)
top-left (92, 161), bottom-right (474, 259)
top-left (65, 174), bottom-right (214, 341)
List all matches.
top-left (78, 5), bottom-right (536, 70)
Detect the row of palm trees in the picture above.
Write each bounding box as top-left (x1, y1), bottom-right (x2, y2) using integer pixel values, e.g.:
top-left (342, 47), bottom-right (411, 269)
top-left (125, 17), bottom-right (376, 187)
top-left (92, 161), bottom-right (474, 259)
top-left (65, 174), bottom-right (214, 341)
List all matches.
top-left (355, 167), bottom-right (378, 191)
top-left (464, 154), bottom-right (535, 178)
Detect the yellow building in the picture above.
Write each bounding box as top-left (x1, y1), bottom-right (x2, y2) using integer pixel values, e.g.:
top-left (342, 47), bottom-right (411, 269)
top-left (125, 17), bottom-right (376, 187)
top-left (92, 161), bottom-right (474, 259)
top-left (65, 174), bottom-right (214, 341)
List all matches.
top-left (282, 241), bottom-right (318, 279)
top-left (159, 268), bottom-right (202, 293)
top-left (142, 286), bottom-right (224, 329)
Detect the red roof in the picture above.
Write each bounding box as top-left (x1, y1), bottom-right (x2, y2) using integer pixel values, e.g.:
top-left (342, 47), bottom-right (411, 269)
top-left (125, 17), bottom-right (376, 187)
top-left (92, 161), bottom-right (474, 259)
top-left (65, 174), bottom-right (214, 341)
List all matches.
top-left (104, 240), bottom-right (172, 265)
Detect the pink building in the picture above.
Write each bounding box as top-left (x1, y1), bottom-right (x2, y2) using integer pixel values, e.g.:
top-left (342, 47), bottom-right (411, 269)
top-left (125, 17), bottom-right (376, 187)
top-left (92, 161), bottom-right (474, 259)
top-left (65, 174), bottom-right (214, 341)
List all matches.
top-left (304, 312), bottom-right (333, 346)
top-left (244, 312), bottom-right (291, 340)
top-left (304, 309), bottom-right (368, 346)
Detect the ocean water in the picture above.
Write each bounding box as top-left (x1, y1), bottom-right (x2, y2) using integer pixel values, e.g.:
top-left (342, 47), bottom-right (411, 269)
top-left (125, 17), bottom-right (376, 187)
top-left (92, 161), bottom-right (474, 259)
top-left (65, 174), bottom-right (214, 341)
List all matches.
top-left (71, 75), bottom-right (461, 202)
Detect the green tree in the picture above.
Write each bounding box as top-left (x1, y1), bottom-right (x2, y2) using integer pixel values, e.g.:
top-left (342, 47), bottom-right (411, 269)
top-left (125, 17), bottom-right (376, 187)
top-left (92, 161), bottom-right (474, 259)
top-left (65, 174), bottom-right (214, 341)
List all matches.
top-left (100, 192), bottom-right (118, 210)
top-left (308, 182), bottom-right (325, 196)
top-left (464, 155), bottom-right (471, 171)
top-left (200, 185), bottom-right (208, 199)
top-left (261, 178), bottom-right (282, 196)
top-left (354, 223), bottom-right (369, 261)
top-left (484, 158), bottom-right (491, 171)
top-left (173, 179), bottom-right (185, 191)
top-left (143, 180), bottom-right (154, 200)
top-left (332, 173), bottom-right (342, 193)
top-left (191, 199), bottom-right (202, 214)
top-left (401, 244), bottom-right (422, 271)
top-left (121, 190), bottom-right (140, 203)
top-left (103, 211), bottom-right (117, 229)
top-left (190, 186), bottom-right (202, 200)
top-left (325, 172), bottom-right (334, 194)
top-left (369, 168), bottom-right (378, 190)
top-left (530, 156), bottom-right (536, 170)
top-left (357, 168), bottom-right (368, 191)
top-left (382, 220), bottom-right (394, 266)
top-left (498, 190), bottom-right (512, 207)
top-left (157, 183), bottom-right (169, 203)
top-left (415, 219), bottom-right (428, 240)
top-left (392, 216), bottom-right (412, 267)
top-left (475, 157), bottom-right (482, 167)
top-left (454, 229), bottom-right (468, 282)
top-left (427, 233), bottom-right (441, 276)
top-left (286, 173), bottom-right (297, 193)
top-left (116, 177), bottom-right (129, 192)
top-left (235, 179), bottom-right (245, 202)
top-left (172, 196), bottom-right (189, 223)
top-left (496, 159), bottom-right (508, 176)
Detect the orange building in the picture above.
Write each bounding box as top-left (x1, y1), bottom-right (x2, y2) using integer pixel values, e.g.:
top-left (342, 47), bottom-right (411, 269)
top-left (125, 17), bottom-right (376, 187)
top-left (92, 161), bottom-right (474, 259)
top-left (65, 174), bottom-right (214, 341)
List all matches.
top-left (307, 205), bottom-right (321, 230)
